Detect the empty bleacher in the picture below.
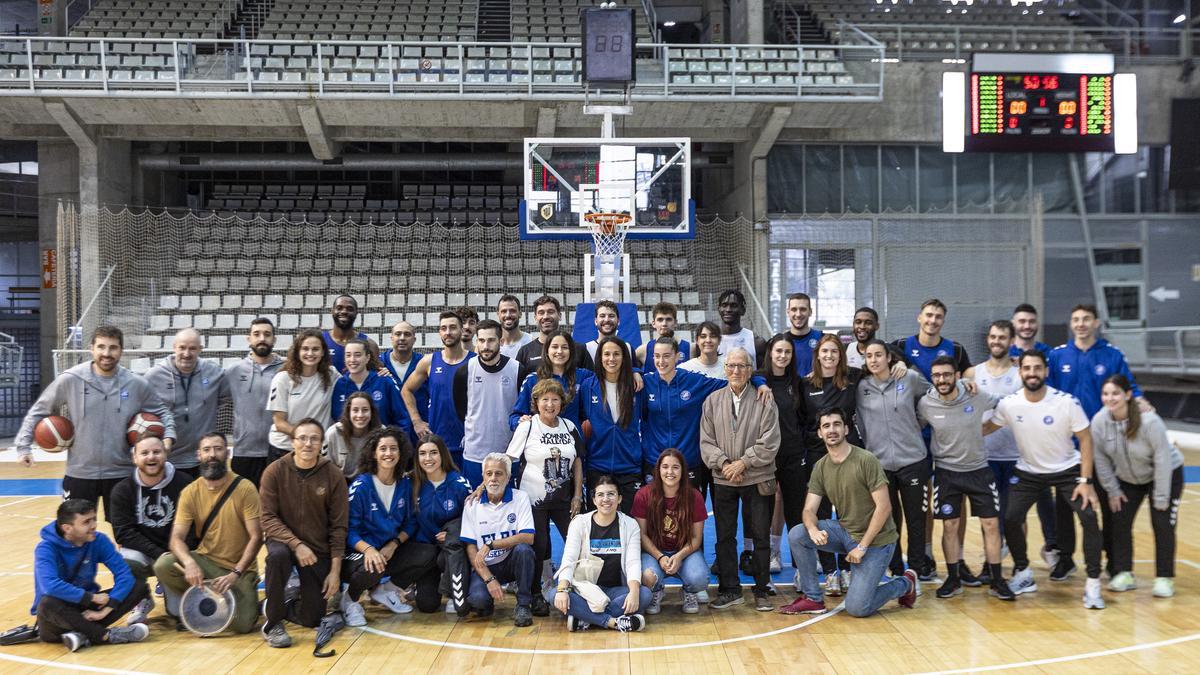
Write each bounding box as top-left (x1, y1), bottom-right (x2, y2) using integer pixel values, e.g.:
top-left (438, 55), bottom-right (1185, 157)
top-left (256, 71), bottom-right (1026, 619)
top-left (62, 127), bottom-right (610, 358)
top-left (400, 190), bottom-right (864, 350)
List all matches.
top-left (809, 0), bottom-right (1104, 55)
top-left (667, 46), bottom-right (853, 89)
top-left (257, 0), bottom-right (478, 42)
top-left (510, 0), bottom-right (653, 43)
top-left (71, 0), bottom-right (236, 39)
top-left (204, 183), bottom-right (521, 223)
top-left (0, 39), bottom-right (181, 83)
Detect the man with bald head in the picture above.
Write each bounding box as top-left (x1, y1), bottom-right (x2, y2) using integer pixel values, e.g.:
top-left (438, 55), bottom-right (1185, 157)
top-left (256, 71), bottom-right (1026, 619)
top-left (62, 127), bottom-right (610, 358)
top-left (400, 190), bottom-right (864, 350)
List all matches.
top-left (383, 320), bottom-right (427, 440)
top-left (146, 329), bottom-right (231, 479)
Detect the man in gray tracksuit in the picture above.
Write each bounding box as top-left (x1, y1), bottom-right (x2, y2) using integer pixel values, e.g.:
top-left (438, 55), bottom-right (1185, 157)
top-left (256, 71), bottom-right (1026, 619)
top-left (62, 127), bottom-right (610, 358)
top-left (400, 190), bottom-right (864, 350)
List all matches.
top-left (145, 329), bottom-right (230, 480)
top-left (14, 326), bottom-right (176, 521)
top-left (855, 364), bottom-right (931, 579)
top-left (917, 355), bottom-right (1014, 601)
top-left (223, 317), bottom-right (283, 486)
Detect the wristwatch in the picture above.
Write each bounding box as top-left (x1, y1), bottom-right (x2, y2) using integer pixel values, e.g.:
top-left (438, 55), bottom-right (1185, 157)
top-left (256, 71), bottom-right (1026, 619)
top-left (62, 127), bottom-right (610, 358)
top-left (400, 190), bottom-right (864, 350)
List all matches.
top-left (231, 567), bottom-right (244, 577)
top-left (1075, 476), bottom-right (1092, 484)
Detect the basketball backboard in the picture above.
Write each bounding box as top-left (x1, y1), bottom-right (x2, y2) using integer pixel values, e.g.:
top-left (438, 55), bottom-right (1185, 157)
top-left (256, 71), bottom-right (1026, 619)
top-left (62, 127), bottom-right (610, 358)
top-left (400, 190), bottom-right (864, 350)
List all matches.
top-left (520, 137), bottom-right (693, 240)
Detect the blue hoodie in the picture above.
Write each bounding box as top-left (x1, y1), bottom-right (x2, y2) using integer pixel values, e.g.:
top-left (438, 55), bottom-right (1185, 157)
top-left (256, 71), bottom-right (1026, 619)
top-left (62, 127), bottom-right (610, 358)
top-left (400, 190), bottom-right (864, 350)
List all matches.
top-left (383, 351), bottom-right (427, 439)
top-left (346, 473), bottom-right (417, 551)
top-left (414, 471), bottom-right (473, 544)
top-left (1047, 338), bottom-right (1142, 418)
top-left (32, 522), bottom-right (135, 615)
top-left (640, 369), bottom-right (766, 469)
top-left (508, 370), bottom-right (595, 431)
top-left (578, 376), bottom-right (646, 475)
top-left (332, 370), bottom-right (410, 433)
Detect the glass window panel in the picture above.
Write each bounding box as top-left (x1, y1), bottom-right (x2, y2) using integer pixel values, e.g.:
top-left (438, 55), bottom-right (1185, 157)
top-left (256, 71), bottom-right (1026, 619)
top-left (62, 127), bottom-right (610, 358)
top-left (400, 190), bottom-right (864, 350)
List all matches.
top-left (1031, 153), bottom-right (1073, 213)
top-left (843, 145), bottom-right (879, 213)
top-left (955, 152), bottom-right (991, 213)
top-left (918, 147), bottom-right (953, 213)
top-left (880, 145), bottom-right (916, 212)
top-left (767, 145), bottom-right (803, 213)
top-left (992, 153), bottom-right (1029, 213)
top-left (804, 145), bottom-right (841, 214)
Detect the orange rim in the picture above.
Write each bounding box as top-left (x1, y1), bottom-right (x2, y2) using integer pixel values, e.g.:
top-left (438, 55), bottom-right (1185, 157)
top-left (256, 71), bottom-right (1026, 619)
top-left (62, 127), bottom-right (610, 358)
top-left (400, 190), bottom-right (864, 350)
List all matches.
top-left (583, 212), bottom-right (633, 227)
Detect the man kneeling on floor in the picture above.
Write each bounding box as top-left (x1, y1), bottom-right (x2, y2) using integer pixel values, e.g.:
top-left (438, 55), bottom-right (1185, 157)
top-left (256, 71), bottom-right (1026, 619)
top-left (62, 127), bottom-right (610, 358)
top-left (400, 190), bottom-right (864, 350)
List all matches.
top-left (781, 407), bottom-right (919, 617)
top-left (32, 498), bottom-right (151, 651)
top-left (155, 432), bottom-right (262, 634)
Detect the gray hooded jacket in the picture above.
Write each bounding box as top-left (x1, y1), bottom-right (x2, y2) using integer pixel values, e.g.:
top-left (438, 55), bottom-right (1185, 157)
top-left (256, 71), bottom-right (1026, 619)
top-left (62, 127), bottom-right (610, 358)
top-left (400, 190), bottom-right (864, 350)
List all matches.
top-left (15, 362), bottom-right (176, 479)
top-left (145, 356), bottom-right (230, 468)
top-left (855, 370), bottom-right (929, 472)
top-left (224, 354), bottom-right (284, 458)
top-left (1091, 408), bottom-right (1183, 510)
top-left (917, 381), bottom-right (997, 473)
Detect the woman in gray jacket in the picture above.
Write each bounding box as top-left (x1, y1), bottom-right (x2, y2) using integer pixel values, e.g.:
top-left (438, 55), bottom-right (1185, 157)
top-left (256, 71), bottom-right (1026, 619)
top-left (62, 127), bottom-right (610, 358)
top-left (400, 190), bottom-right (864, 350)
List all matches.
top-left (1093, 374), bottom-right (1183, 598)
top-left (856, 339), bottom-right (933, 581)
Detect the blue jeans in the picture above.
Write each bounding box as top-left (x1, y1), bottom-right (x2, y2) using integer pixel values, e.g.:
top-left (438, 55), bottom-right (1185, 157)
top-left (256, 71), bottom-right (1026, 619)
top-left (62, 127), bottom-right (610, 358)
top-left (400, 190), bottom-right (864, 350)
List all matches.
top-left (641, 550), bottom-right (709, 594)
top-left (789, 520), bottom-right (909, 618)
top-left (467, 543), bottom-right (536, 610)
top-left (564, 585), bottom-right (652, 627)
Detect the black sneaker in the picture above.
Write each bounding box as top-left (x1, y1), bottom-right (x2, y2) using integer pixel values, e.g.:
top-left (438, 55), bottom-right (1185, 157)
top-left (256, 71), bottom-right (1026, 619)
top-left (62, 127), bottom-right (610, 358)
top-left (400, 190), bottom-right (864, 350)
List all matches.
top-left (710, 591), bottom-right (745, 610)
top-left (475, 604), bottom-right (494, 619)
top-left (613, 614), bottom-right (646, 632)
top-left (530, 592), bottom-right (550, 617)
top-left (514, 604), bottom-right (533, 627)
top-left (739, 551), bottom-right (754, 576)
top-left (989, 579), bottom-right (1016, 601)
top-left (976, 565), bottom-right (993, 586)
top-left (1050, 559), bottom-right (1077, 582)
top-left (959, 562), bottom-right (982, 587)
top-left (936, 577), bottom-right (963, 599)
top-left (456, 598), bottom-right (472, 619)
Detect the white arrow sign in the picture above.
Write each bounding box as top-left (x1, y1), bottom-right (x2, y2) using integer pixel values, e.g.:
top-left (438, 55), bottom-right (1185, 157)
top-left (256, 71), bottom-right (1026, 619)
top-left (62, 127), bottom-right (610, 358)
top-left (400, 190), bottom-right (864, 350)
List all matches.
top-left (1149, 286), bottom-right (1180, 302)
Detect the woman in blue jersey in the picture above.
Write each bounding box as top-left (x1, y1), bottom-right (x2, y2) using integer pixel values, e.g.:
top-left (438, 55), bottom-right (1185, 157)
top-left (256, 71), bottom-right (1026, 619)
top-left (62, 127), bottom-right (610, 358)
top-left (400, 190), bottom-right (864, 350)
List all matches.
top-left (411, 433), bottom-right (474, 613)
top-left (509, 330), bottom-right (591, 430)
top-left (331, 339), bottom-right (408, 432)
top-left (340, 426), bottom-right (442, 625)
top-left (324, 391), bottom-right (382, 480)
top-left (580, 336), bottom-right (645, 514)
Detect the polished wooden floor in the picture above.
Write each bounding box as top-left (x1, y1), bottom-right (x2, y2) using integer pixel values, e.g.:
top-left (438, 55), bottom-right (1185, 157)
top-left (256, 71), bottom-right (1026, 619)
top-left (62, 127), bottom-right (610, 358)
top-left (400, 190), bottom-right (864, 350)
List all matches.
top-left (0, 456), bottom-right (1197, 674)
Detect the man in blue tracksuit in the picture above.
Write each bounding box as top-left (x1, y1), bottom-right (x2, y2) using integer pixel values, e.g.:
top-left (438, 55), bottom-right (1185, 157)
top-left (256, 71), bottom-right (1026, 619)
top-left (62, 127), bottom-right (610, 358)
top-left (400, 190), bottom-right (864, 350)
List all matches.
top-left (640, 337), bottom-right (769, 497)
top-left (32, 499), bottom-right (151, 651)
top-left (1047, 303), bottom-right (1144, 419)
top-left (1010, 303), bottom-right (1052, 358)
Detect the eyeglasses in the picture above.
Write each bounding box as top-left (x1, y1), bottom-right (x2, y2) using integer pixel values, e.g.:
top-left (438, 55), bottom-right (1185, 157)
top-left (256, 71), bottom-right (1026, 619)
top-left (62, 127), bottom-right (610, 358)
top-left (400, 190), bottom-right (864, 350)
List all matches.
top-left (725, 363), bottom-right (752, 371)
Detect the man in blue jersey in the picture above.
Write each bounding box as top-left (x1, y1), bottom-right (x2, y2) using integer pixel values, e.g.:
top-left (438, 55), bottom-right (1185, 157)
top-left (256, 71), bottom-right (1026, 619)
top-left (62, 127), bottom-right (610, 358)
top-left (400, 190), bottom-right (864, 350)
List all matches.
top-left (891, 298), bottom-right (972, 379)
top-left (1010, 303), bottom-right (1052, 358)
top-left (584, 299), bottom-right (625, 363)
top-left (635, 302), bottom-right (689, 374)
top-left (323, 294), bottom-right (368, 374)
top-left (776, 292), bottom-right (824, 376)
top-left (402, 311), bottom-right (473, 468)
top-left (384, 320), bottom-right (427, 437)
top-left (460, 453), bottom-right (537, 627)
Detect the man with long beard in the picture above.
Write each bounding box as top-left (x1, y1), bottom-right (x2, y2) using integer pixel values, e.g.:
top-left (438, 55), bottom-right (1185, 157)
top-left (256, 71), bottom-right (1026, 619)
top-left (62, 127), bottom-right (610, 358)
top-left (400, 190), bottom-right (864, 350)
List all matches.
top-left (224, 317), bottom-right (284, 486)
top-left (155, 432), bottom-right (263, 635)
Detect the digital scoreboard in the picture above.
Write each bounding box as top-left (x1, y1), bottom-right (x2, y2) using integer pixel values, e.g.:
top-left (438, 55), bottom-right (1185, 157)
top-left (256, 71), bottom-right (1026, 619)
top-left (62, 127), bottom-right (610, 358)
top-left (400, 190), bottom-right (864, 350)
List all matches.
top-left (943, 53), bottom-right (1136, 154)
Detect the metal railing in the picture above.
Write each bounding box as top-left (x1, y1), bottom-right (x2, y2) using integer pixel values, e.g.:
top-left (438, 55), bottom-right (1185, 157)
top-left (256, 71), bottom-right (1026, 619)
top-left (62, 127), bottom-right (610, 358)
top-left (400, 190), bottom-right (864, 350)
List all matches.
top-left (844, 22), bottom-right (1199, 64)
top-left (0, 35), bottom-right (884, 101)
top-left (1106, 325), bottom-right (1200, 375)
top-left (640, 0), bottom-right (660, 44)
top-left (0, 330), bottom-right (22, 387)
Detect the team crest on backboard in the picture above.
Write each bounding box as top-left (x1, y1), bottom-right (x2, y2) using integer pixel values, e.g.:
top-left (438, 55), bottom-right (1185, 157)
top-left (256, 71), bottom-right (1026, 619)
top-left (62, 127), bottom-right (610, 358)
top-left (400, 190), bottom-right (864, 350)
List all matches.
top-left (540, 203), bottom-right (554, 219)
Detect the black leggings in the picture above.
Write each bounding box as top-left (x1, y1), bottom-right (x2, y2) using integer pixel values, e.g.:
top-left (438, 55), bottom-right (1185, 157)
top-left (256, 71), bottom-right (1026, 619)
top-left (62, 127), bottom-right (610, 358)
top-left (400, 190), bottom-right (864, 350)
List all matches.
top-left (532, 504), bottom-right (571, 592)
top-left (37, 582), bottom-right (149, 645)
top-left (341, 540), bottom-right (442, 613)
top-left (885, 459), bottom-right (930, 576)
top-left (1105, 467), bottom-right (1184, 578)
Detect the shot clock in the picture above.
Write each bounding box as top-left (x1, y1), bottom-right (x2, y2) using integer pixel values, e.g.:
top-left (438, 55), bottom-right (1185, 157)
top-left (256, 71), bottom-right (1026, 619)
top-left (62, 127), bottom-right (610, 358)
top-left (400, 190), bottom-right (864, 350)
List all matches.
top-left (581, 7), bottom-right (636, 85)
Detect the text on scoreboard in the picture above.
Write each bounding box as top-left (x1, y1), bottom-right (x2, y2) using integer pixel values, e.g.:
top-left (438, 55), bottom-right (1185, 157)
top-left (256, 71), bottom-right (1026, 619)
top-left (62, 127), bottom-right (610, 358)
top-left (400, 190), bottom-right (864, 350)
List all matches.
top-left (967, 73), bottom-right (1113, 152)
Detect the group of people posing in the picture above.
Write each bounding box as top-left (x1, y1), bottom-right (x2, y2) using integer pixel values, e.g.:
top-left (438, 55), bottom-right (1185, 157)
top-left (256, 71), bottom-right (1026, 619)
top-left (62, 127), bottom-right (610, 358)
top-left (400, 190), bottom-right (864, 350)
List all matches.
top-left (15, 290), bottom-right (1183, 653)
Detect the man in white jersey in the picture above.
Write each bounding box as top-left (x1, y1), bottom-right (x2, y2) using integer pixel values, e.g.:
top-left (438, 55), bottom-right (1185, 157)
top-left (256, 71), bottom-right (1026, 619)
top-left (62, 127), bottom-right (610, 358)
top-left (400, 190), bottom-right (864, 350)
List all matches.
top-left (460, 453), bottom-right (537, 627)
top-left (584, 300), bottom-right (630, 362)
top-left (845, 307), bottom-right (879, 370)
top-left (454, 319), bottom-right (521, 488)
top-left (983, 350), bottom-right (1105, 609)
top-left (715, 289), bottom-right (766, 368)
top-left (496, 294), bottom-right (533, 359)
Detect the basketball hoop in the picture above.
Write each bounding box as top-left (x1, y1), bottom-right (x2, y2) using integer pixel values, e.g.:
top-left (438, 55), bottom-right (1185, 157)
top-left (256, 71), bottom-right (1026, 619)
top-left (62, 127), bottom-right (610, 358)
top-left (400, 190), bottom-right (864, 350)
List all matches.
top-left (583, 211), bottom-right (632, 257)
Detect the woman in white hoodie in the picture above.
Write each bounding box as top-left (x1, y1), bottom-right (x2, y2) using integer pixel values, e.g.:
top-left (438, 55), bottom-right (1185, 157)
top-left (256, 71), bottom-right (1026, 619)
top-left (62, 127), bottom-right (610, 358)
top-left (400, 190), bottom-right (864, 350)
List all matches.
top-left (553, 474), bottom-right (651, 632)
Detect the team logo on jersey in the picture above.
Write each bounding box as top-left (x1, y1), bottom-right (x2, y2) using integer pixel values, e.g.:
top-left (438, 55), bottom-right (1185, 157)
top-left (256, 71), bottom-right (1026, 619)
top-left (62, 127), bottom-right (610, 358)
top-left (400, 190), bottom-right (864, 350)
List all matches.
top-left (435, 367), bottom-right (444, 374)
top-left (501, 376), bottom-right (512, 386)
top-left (372, 391), bottom-right (383, 401)
top-left (937, 350), bottom-right (948, 357)
top-left (316, 486), bottom-right (327, 496)
top-left (897, 383), bottom-right (906, 392)
top-left (940, 504), bottom-right (953, 515)
top-left (240, 375), bottom-right (249, 382)
top-left (648, 393), bottom-right (656, 402)
top-left (396, 497), bottom-right (405, 509)
top-left (539, 203), bottom-right (554, 219)
top-left (120, 390), bottom-right (129, 400)
top-left (1094, 364), bottom-right (1106, 376)
top-left (139, 494), bottom-right (175, 528)
top-left (1004, 377), bottom-right (1013, 385)
top-left (1009, 475), bottom-right (1019, 485)
top-left (591, 395), bottom-right (599, 404)
top-left (1015, 415), bottom-right (1024, 423)
top-left (964, 405), bottom-right (974, 413)
top-left (507, 513), bottom-right (517, 524)
top-left (201, 378), bottom-right (209, 386)
top-left (474, 375), bottom-right (483, 383)
top-left (444, 498), bottom-right (456, 511)
top-left (1061, 364), bottom-right (1071, 373)
top-left (809, 339), bottom-right (818, 348)
top-left (911, 350), bottom-right (920, 358)
top-left (680, 390), bottom-right (692, 401)
top-left (1043, 416), bottom-right (1054, 425)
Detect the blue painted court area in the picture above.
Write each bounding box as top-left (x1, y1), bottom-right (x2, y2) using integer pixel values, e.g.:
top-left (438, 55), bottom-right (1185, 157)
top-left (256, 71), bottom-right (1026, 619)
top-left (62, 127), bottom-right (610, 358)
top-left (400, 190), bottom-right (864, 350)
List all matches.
top-left (0, 479), bottom-right (62, 496)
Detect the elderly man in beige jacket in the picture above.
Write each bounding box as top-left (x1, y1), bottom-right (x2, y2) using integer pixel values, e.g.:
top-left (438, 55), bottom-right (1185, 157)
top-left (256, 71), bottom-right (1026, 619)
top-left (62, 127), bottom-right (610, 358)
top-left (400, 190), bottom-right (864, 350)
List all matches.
top-left (700, 347), bottom-right (781, 612)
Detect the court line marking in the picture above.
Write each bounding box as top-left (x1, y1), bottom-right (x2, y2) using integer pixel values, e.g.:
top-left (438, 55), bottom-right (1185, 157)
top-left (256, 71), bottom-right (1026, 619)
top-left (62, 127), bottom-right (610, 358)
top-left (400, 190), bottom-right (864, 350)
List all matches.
top-left (363, 604), bottom-right (843, 654)
top-left (912, 632), bottom-right (1200, 674)
top-left (0, 496), bottom-right (52, 508)
top-left (0, 651), bottom-right (162, 675)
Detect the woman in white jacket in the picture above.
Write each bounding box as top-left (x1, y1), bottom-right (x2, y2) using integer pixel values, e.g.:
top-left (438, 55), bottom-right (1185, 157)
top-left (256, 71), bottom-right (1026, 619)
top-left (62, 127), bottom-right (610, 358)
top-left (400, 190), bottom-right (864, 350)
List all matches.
top-left (553, 474), bottom-right (651, 632)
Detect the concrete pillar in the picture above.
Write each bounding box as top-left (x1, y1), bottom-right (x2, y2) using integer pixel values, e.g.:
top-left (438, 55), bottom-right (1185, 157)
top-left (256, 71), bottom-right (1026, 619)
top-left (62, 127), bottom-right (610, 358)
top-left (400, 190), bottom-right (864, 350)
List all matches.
top-left (704, 0), bottom-right (726, 44)
top-left (728, 0), bottom-right (764, 44)
top-left (37, 0), bottom-right (68, 37)
top-left (36, 140), bottom-right (78, 384)
top-left (77, 138), bottom-right (132, 338)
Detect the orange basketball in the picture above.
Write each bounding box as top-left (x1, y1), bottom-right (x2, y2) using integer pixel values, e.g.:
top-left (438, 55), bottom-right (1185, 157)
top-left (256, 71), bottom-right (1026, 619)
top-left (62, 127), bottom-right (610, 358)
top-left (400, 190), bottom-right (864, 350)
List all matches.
top-left (34, 415), bottom-right (74, 453)
top-left (581, 420), bottom-right (592, 441)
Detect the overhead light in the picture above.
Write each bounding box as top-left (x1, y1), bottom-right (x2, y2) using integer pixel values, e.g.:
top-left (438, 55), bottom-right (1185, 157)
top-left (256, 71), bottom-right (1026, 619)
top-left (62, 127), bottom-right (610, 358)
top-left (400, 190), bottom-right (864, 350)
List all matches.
top-left (662, 20), bottom-right (676, 27)
top-left (1174, 14), bottom-right (1187, 24)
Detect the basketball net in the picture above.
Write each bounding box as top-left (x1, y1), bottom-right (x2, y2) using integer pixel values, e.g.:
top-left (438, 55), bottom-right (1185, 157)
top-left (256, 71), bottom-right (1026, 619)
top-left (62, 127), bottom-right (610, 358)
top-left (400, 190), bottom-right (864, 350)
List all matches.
top-left (583, 211), bottom-right (632, 302)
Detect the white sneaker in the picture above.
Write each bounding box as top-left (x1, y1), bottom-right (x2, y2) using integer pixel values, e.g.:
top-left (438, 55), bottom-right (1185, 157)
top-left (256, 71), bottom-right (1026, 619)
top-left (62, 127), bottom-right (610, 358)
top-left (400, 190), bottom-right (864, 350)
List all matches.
top-left (340, 593), bottom-right (367, 627)
top-left (839, 570), bottom-right (851, 590)
top-left (825, 572), bottom-right (843, 597)
top-left (1108, 572), bottom-right (1136, 592)
top-left (1083, 578), bottom-right (1106, 609)
top-left (1153, 577), bottom-right (1175, 598)
top-left (445, 599), bottom-right (458, 613)
top-left (126, 596), bottom-right (154, 625)
top-left (682, 592), bottom-right (700, 614)
top-left (646, 588), bottom-right (663, 615)
top-left (1040, 546), bottom-right (1060, 570)
top-left (696, 589), bottom-right (710, 604)
top-left (1010, 567), bottom-right (1038, 595)
top-left (769, 550), bottom-right (782, 574)
top-left (369, 585), bottom-right (413, 614)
